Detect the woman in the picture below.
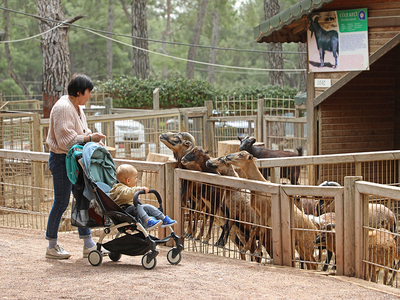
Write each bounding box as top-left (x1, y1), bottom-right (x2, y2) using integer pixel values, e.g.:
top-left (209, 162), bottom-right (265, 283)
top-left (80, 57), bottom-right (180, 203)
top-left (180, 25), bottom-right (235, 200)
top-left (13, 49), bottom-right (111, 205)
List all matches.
top-left (45, 73), bottom-right (108, 259)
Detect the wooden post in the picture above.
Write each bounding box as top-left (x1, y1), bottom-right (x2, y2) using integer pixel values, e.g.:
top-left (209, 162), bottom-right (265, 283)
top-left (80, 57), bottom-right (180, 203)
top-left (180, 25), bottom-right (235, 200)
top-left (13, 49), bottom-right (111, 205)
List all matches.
top-left (334, 187), bottom-right (344, 276)
top-left (165, 161), bottom-right (176, 246)
top-left (307, 72), bottom-right (315, 185)
top-left (257, 98), bottom-right (264, 142)
top-left (32, 113), bottom-right (43, 211)
top-left (174, 169), bottom-right (183, 238)
top-left (354, 176), bottom-right (364, 279)
top-left (280, 186), bottom-right (292, 267)
top-left (271, 190), bottom-right (282, 265)
top-left (153, 88), bottom-right (159, 110)
top-left (270, 167), bottom-right (281, 184)
top-left (205, 100), bottom-right (214, 155)
top-left (344, 176), bottom-right (362, 277)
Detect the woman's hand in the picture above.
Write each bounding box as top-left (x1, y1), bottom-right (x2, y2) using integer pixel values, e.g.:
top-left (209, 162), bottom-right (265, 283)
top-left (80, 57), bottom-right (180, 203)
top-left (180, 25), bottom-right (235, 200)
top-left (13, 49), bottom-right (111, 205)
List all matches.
top-left (91, 132), bottom-right (106, 143)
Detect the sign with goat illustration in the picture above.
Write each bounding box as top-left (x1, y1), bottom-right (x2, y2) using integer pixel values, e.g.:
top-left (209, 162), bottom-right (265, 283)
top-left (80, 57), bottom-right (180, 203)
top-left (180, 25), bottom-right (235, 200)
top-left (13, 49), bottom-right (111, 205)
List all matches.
top-left (308, 9), bottom-right (369, 72)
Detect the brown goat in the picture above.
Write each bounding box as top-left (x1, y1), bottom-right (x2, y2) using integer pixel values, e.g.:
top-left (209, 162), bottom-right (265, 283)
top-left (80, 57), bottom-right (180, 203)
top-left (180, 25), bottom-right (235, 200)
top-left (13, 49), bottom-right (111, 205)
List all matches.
top-left (238, 136), bottom-right (302, 184)
top-left (225, 151), bottom-right (318, 270)
top-left (159, 132), bottom-right (200, 238)
top-left (206, 155), bottom-right (271, 260)
top-left (315, 225), bottom-right (400, 285)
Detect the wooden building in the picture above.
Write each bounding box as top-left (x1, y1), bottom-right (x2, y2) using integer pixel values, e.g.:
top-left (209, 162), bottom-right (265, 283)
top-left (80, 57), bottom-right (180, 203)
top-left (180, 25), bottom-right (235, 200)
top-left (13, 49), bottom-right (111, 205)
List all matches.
top-left (254, 0), bottom-right (400, 157)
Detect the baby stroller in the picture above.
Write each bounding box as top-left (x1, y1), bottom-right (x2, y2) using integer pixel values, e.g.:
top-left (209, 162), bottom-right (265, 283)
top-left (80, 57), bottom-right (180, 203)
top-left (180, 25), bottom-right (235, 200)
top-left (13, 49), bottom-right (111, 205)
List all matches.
top-left (68, 142), bottom-right (183, 269)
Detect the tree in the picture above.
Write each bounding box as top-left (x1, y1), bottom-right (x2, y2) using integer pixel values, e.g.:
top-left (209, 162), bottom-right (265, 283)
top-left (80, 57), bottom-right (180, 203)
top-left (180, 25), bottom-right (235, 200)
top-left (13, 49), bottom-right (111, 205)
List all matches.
top-left (3, 0), bottom-right (30, 97)
top-left (37, 0), bottom-right (83, 117)
top-left (207, 8), bottom-right (219, 85)
top-left (120, 0), bottom-right (150, 79)
top-left (264, 0), bottom-right (284, 87)
top-left (186, 0), bottom-right (208, 79)
top-left (106, 0), bottom-right (114, 79)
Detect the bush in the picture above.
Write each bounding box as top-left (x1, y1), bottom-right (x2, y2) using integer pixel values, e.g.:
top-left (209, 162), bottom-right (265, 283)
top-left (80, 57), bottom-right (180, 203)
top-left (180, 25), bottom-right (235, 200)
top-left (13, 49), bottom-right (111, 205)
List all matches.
top-left (95, 74), bottom-right (298, 109)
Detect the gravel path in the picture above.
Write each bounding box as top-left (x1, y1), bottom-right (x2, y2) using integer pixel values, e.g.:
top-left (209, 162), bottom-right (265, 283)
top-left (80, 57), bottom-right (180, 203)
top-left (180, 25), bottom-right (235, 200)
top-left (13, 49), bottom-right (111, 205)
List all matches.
top-left (1, 226), bottom-right (400, 299)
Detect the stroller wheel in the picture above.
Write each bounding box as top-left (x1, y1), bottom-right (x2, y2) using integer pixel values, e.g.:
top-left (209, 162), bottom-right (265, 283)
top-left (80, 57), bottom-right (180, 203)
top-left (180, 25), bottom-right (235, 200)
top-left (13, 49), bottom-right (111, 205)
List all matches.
top-left (88, 250), bottom-right (103, 266)
top-left (141, 253), bottom-right (157, 270)
top-left (167, 248), bottom-right (182, 265)
top-left (109, 252), bottom-right (122, 262)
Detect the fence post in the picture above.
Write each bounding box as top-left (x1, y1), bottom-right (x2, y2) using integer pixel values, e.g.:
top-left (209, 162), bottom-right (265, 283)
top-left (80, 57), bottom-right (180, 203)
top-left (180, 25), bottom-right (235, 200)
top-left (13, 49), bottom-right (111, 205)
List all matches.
top-left (343, 176), bottom-right (362, 277)
top-left (353, 176), bottom-right (364, 279)
top-left (153, 88), bottom-right (159, 110)
top-left (280, 186), bottom-right (293, 267)
top-left (173, 169), bottom-right (183, 238)
top-left (257, 98), bottom-right (264, 142)
top-left (165, 161), bottom-right (176, 246)
top-left (205, 100), bottom-right (214, 155)
top-left (32, 113), bottom-right (43, 211)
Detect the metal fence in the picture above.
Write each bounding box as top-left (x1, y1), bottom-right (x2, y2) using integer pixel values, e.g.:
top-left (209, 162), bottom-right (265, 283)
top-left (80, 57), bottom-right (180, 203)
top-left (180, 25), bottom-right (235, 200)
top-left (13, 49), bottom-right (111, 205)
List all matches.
top-left (2, 147), bottom-right (400, 288)
top-left (0, 150), bottom-right (172, 239)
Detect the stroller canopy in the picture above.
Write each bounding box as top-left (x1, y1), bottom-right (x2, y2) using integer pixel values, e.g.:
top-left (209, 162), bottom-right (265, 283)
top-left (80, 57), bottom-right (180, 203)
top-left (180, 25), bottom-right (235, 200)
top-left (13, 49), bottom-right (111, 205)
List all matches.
top-left (81, 142), bottom-right (117, 200)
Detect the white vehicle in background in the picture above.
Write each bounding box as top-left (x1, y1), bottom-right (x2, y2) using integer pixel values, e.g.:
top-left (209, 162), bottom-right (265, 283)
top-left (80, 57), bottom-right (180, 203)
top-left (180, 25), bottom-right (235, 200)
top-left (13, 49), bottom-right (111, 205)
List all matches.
top-left (93, 112), bottom-right (145, 148)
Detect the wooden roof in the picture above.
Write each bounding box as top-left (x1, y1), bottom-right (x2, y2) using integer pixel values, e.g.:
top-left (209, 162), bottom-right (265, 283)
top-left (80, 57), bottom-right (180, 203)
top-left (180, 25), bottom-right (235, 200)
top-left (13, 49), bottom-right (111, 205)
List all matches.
top-left (254, 0), bottom-right (334, 43)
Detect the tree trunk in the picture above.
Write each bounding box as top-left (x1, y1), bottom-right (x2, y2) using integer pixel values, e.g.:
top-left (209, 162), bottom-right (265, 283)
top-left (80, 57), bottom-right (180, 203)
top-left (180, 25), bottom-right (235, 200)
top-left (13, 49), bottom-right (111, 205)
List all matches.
top-left (131, 0), bottom-right (149, 79)
top-left (186, 0), bottom-right (209, 79)
top-left (4, 0), bottom-right (30, 97)
top-left (297, 0), bottom-right (307, 91)
top-left (106, 0), bottom-right (114, 79)
top-left (207, 9), bottom-right (219, 85)
top-left (37, 0), bottom-right (75, 118)
top-left (264, 0), bottom-right (284, 87)
top-left (161, 0), bottom-right (171, 78)
top-left (298, 43), bottom-right (307, 91)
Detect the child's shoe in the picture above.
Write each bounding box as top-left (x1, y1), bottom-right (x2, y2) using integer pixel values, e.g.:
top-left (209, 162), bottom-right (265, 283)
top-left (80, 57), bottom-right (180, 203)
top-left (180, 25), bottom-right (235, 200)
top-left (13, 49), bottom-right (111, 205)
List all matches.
top-left (161, 215), bottom-right (177, 228)
top-left (146, 217), bottom-right (162, 230)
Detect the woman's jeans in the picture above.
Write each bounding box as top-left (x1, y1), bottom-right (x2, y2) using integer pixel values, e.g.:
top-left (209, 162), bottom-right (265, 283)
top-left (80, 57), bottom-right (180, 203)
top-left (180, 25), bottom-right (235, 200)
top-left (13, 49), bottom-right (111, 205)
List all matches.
top-left (46, 152), bottom-right (91, 241)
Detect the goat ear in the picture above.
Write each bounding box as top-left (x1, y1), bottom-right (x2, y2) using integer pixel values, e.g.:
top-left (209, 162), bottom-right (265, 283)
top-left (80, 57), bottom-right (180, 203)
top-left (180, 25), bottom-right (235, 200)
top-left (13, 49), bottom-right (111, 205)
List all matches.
top-left (238, 136), bottom-right (242, 141)
top-left (249, 137), bottom-right (256, 145)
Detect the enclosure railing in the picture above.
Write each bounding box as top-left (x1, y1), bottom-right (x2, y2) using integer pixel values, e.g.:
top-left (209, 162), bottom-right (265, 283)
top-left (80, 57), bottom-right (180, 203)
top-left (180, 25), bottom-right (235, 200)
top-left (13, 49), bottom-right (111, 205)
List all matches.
top-left (2, 147), bottom-right (400, 287)
top-left (355, 179), bottom-right (400, 287)
top-left (255, 150), bottom-right (400, 187)
top-left (0, 149), bottom-right (172, 239)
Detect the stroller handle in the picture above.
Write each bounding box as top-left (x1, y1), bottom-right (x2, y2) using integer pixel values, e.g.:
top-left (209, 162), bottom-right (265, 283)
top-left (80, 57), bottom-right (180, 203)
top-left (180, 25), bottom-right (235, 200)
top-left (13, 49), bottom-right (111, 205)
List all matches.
top-left (133, 189), bottom-right (164, 213)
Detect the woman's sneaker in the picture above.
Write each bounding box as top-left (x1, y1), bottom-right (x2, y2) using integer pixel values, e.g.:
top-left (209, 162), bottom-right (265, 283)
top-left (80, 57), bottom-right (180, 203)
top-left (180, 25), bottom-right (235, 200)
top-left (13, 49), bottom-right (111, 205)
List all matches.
top-left (146, 218), bottom-right (162, 230)
top-left (161, 215), bottom-right (177, 228)
top-left (45, 245), bottom-right (71, 259)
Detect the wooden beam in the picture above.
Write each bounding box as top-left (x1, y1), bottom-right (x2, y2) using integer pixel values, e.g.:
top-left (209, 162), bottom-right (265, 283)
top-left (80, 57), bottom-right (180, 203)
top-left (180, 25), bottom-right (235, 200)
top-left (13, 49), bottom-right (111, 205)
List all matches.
top-left (369, 16), bottom-right (400, 27)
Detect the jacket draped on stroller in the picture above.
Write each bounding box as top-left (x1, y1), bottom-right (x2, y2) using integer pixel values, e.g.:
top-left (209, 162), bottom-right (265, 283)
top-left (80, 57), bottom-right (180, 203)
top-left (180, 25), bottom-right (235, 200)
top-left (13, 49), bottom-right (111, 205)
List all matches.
top-left (67, 142), bottom-right (183, 269)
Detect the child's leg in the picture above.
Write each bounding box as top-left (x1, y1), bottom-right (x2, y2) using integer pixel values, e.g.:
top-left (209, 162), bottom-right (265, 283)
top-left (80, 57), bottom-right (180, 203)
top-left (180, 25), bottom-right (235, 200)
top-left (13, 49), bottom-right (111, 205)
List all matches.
top-left (135, 204), bottom-right (152, 223)
top-left (141, 204), bottom-right (165, 220)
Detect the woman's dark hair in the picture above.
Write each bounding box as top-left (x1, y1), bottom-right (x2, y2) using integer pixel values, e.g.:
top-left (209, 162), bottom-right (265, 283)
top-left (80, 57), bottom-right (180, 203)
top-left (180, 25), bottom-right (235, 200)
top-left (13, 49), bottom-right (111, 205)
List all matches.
top-left (67, 73), bottom-right (94, 97)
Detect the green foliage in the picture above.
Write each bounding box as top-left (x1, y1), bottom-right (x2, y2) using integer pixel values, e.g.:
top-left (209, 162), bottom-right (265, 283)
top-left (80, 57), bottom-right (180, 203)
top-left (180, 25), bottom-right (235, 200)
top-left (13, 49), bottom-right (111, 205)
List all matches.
top-left (95, 73), bottom-right (297, 109)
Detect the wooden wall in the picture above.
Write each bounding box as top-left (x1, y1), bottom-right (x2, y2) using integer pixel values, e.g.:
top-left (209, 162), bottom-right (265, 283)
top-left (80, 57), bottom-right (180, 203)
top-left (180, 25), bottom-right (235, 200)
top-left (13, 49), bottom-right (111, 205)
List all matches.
top-left (319, 44), bottom-right (400, 155)
top-left (314, 1), bottom-right (400, 155)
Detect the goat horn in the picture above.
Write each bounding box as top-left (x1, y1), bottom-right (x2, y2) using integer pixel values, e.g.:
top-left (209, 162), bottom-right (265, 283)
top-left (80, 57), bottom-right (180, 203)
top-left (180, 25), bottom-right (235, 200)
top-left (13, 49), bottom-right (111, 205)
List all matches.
top-left (180, 132), bottom-right (195, 146)
top-left (311, 14), bottom-right (319, 21)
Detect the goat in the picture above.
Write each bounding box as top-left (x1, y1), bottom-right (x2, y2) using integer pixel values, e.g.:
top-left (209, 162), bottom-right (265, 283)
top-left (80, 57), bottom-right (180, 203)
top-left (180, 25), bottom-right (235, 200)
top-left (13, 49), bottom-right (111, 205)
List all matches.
top-left (308, 14), bottom-right (339, 69)
top-left (159, 132), bottom-right (200, 238)
top-left (309, 213), bottom-right (336, 271)
top-left (206, 155), bottom-right (272, 261)
top-left (225, 151), bottom-right (318, 270)
top-left (238, 136), bottom-right (303, 185)
top-left (182, 148), bottom-right (265, 261)
top-left (315, 225), bottom-right (400, 285)
top-left (181, 146), bottom-right (220, 241)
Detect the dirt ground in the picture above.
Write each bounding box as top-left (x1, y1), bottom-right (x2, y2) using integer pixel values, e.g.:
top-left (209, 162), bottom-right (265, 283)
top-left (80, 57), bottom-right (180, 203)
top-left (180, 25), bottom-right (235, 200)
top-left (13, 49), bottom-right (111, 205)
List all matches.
top-left (1, 227), bottom-right (400, 300)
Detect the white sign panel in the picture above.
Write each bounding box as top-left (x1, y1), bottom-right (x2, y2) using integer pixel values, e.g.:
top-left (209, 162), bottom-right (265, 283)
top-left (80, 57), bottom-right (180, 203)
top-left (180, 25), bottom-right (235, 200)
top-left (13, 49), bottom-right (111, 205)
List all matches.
top-left (308, 8), bottom-right (369, 72)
